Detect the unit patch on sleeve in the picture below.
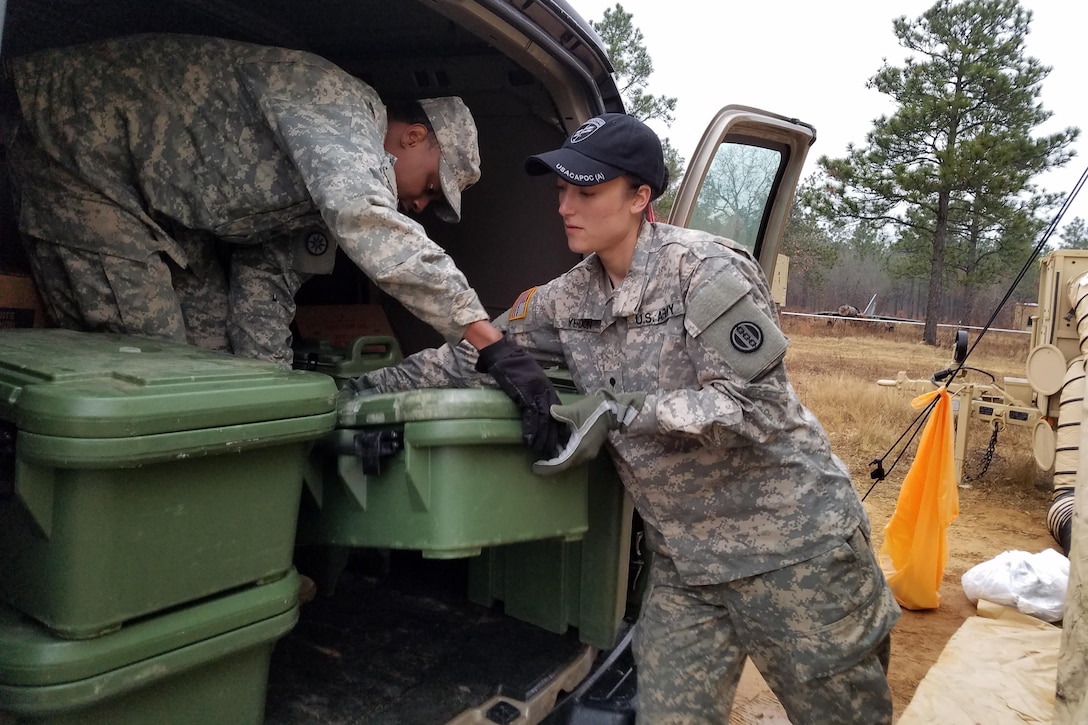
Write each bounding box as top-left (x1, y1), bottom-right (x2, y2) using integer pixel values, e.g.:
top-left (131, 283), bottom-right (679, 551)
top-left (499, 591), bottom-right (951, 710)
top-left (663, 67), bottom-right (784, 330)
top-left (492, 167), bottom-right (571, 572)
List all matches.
top-left (292, 225), bottom-right (337, 275)
top-left (509, 286), bottom-right (539, 321)
top-left (685, 263), bottom-right (787, 382)
top-left (729, 321), bottom-right (763, 352)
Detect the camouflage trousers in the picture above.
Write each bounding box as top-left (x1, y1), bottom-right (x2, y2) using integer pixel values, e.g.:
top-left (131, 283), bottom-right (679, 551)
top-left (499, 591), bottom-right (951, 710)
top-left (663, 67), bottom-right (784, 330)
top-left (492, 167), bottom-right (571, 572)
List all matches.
top-left (22, 233), bottom-right (229, 350)
top-left (225, 239), bottom-right (309, 369)
top-left (9, 132), bottom-right (305, 368)
top-left (633, 527), bottom-right (899, 724)
top-left (22, 233), bottom-right (305, 369)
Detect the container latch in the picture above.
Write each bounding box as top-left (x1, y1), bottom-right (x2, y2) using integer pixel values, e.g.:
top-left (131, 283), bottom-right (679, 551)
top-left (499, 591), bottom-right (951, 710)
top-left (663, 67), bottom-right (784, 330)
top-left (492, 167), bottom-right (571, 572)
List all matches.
top-left (352, 429), bottom-right (403, 476)
top-left (298, 351), bottom-right (322, 371)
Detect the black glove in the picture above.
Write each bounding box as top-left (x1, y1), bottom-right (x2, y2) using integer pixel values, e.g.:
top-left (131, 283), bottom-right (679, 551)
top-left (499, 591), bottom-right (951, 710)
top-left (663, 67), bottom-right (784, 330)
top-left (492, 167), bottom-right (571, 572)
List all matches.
top-left (476, 336), bottom-right (566, 457)
top-left (339, 376), bottom-right (376, 396)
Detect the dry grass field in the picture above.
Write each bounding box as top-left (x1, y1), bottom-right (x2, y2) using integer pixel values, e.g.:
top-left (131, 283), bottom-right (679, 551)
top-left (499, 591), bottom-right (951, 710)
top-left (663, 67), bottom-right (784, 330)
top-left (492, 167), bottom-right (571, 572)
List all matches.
top-left (779, 315), bottom-right (1056, 720)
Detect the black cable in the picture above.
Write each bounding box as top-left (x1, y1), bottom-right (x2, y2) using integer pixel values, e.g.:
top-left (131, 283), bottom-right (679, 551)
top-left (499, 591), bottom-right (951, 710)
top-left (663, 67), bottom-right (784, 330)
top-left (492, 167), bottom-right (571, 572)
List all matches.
top-left (934, 366), bottom-right (996, 384)
top-left (864, 392), bottom-right (940, 499)
top-left (867, 164), bottom-right (1088, 488)
top-left (957, 164), bottom-right (1088, 369)
top-left (548, 624), bottom-right (636, 712)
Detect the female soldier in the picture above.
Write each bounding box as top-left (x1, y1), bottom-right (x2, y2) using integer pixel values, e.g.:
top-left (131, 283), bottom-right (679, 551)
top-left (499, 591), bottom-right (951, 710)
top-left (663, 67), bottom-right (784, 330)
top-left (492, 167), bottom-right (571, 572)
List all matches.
top-left (351, 113), bottom-right (900, 723)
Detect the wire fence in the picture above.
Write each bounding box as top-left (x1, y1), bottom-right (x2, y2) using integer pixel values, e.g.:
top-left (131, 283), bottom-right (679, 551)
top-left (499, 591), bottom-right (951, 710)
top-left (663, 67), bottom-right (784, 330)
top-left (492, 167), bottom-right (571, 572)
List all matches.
top-left (779, 310), bottom-right (1031, 336)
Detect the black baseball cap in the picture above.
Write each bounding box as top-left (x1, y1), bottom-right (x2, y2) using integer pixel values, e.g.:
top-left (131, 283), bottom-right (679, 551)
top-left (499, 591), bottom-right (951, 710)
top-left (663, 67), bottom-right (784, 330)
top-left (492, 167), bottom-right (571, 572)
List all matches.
top-left (524, 113), bottom-right (667, 198)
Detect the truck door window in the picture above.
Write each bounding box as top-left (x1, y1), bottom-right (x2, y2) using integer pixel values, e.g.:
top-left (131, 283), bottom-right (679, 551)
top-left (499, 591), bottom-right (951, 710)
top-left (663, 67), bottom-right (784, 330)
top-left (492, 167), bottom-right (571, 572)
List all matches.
top-left (688, 143), bottom-right (783, 255)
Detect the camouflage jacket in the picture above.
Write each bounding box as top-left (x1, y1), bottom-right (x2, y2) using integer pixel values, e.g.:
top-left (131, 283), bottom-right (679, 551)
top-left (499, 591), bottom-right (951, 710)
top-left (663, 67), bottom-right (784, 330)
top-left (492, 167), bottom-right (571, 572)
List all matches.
top-left (363, 222), bottom-right (869, 585)
top-left (10, 34), bottom-right (487, 344)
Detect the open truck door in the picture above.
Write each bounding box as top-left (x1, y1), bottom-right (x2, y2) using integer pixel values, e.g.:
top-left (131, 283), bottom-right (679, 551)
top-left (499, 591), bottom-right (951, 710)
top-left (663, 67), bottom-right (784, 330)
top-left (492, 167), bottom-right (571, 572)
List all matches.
top-left (669, 105), bottom-right (817, 306)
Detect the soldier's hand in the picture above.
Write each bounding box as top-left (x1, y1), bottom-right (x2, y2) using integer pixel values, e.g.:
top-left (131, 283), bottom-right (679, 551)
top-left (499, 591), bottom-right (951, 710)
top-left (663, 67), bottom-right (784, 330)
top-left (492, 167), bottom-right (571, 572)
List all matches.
top-left (336, 375), bottom-right (381, 422)
top-left (475, 336), bottom-right (566, 457)
top-left (339, 375), bottom-right (378, 397)
top-left (532, 390), bottom-right (645, 476)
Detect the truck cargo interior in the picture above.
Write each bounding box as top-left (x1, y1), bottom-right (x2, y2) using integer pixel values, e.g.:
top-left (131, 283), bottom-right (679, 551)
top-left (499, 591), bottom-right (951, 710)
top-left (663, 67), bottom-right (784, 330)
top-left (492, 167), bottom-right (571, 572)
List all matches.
top-left (0, 1), bottom-right (640, 723)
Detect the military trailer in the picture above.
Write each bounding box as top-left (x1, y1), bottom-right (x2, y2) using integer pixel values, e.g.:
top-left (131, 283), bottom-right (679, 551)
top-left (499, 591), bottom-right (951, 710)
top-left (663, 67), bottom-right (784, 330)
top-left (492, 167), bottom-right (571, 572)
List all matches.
top-left (0, 1), bottom-right (814, 722)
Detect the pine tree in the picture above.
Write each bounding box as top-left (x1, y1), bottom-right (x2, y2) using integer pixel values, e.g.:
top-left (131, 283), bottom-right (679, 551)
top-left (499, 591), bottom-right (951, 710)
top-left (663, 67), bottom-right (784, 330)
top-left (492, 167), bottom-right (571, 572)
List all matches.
top-left (818, 0), bottom-right (1077, 344)
top-left (591, 3), bottom-right (682, 217)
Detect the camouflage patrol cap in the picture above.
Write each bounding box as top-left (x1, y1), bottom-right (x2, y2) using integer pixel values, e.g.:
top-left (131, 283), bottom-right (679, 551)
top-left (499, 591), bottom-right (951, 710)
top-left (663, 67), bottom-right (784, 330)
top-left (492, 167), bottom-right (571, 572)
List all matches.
top-left (418, 96), bottom-right (481, 223)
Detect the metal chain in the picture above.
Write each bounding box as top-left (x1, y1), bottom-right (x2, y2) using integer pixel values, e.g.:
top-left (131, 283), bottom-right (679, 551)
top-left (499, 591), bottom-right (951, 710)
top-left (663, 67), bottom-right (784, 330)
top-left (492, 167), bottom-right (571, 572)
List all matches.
top-left (963, 420), bottom-right (1000, 482)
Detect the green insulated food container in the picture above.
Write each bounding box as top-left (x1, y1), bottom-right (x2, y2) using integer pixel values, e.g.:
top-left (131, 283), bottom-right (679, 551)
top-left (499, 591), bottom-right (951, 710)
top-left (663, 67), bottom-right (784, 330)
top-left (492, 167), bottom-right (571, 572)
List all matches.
top-left (0, 330), bottom-right (337, 638)
top-left (299, 388), bottom-right (590, 558)
top-left (0, 570), bottom-right (300, 724)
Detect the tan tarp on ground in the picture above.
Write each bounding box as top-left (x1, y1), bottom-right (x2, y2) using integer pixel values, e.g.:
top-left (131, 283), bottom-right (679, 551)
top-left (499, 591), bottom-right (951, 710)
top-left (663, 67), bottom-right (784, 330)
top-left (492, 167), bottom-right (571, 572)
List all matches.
top-left (898, 599), bottom-right (1060, 724)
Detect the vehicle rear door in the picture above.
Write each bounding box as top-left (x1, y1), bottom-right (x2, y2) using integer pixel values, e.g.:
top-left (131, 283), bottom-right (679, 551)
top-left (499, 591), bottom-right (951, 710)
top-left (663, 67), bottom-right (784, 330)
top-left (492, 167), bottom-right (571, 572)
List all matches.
top-left (669, 105), bottom-right (817, 304)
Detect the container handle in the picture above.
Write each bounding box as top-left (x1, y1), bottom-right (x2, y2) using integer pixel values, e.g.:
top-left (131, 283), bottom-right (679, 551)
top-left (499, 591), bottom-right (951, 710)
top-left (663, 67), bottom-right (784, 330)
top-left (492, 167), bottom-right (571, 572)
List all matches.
top-left (347, 335), bottom-right (403, 368)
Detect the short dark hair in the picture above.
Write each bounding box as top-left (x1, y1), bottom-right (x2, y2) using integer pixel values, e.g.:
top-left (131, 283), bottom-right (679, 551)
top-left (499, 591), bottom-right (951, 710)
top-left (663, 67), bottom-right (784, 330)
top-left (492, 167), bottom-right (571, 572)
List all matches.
top-left (386, 100), bottom-right (435, 134)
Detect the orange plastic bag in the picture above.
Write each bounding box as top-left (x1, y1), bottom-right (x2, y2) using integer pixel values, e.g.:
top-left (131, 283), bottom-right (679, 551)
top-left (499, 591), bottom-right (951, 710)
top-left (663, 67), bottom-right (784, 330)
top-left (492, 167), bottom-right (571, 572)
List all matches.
top-left (879, 387), bottom-right (960, 610)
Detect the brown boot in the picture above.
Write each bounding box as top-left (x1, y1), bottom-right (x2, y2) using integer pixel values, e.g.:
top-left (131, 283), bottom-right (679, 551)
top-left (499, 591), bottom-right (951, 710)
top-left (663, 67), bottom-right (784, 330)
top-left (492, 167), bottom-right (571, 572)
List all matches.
top-left (298, 574), bottom-right (318, 606)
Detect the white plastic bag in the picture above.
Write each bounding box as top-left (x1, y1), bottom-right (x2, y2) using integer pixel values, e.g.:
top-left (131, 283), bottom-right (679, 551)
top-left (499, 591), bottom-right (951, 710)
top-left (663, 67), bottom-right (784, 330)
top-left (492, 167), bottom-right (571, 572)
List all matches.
top-left (961, 549), bottom-right (1069, 623)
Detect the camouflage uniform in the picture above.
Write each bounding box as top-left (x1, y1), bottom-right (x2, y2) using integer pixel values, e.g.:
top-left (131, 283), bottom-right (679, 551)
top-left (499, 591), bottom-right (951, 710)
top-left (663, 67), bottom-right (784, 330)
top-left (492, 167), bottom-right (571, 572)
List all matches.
top-left (362, 222), bottom-right (901, 723)
top-left (5, 34), bottom-right (486, 367)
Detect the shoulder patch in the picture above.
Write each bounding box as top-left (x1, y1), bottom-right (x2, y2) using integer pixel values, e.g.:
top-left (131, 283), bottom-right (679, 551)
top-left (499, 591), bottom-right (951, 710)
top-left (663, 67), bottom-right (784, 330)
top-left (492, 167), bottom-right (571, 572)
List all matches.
top-left (509, 286), bottom-right (538, 321)
top-left (686, 266), bottom-right (748, 335)
top-left (292, 225), bottom-right (337, 275)
top-left (685, 260), bottom-right (787, 383)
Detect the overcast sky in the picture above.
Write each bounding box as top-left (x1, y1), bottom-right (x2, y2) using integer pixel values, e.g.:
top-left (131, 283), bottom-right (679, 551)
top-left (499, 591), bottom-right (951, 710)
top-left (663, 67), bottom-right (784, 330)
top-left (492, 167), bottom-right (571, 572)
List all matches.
top-left (569, 0), bottom-right (1087, 234)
